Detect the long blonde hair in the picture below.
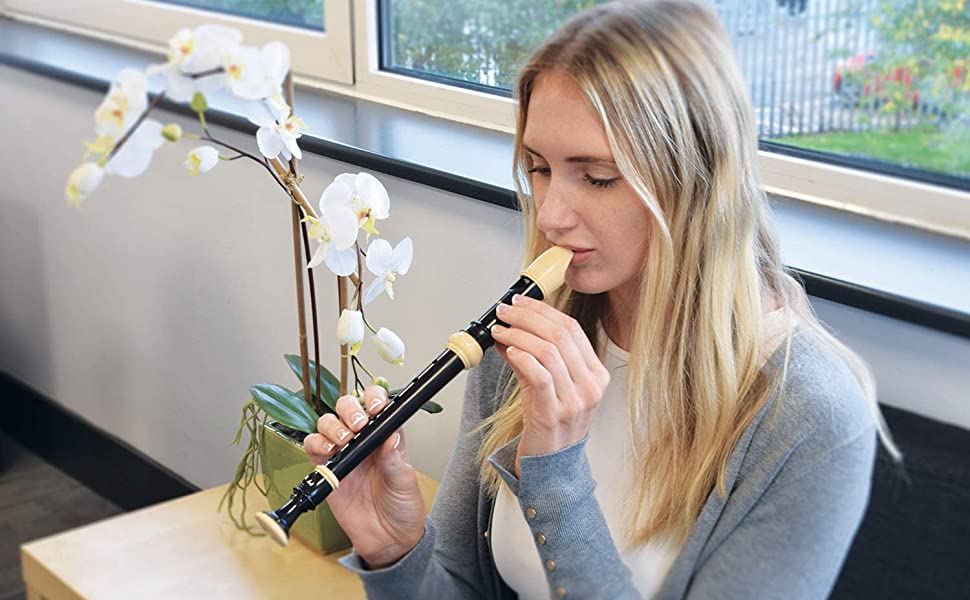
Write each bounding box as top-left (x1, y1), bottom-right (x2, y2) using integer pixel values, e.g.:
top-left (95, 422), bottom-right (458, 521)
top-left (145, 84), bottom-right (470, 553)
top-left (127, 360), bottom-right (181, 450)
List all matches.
top-left (478, 0), bottom-right (901, 550)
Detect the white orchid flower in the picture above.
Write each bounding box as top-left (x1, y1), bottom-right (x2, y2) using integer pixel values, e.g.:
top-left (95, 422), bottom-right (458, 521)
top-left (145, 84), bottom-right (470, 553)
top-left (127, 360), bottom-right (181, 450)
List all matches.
top-left (337, 309), bottom-right (365, 356)
top-left (363, 237), bottom-right (413, 305)
top-left (268, 92), bottom-right (290, 117)
top-left (184, 146), bottom-right (220, 176)
top-left (305, 203), bottom-right (359, 276)
top-left (226, 41), bottom-right (290, 101)
top-left (320, 173), bottom-right (390, 237)
top-left (244, 101), bottom-right (306, 161)
top-left (104, 119), bottom-right (165, 178)
top-left (65, 163), bottom-right (105, 206)
top-left (94, 68), bottom-right (148, 140)
top-left (373, 328), bottom-right (405, 365)
top-left (147, 25), bottom-right (241, 102)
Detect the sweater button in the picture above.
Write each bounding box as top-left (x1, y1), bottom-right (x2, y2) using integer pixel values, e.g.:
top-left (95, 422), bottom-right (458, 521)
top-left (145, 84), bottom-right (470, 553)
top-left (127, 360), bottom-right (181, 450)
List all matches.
top-left (545, 559), bottom-right (556, 572)
top-left (535, 532), bottom-right (547, 545)
top-left (525, 506), bottom-right (537, 520)
top-left (555, 586), bottom-right (567, 598)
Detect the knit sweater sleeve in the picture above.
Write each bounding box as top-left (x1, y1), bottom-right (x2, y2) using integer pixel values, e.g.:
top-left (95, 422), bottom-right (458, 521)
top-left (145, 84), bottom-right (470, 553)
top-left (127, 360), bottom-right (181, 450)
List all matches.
top-left (337, 348), bottom-right (506, 599)
top-left (684, 425), bottom-right (877, 599)
top-left (485, 433), bottom-right (640, 599)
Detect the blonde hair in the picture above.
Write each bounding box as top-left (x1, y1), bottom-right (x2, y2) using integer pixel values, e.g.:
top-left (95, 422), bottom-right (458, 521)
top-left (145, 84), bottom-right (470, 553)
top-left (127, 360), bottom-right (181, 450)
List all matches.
top-left (477, 0), bottom-right (901, 550)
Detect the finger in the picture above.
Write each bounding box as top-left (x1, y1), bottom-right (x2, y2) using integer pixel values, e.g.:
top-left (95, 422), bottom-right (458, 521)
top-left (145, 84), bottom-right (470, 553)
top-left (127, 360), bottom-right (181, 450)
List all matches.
top-left (317, 412), bottom-right (353, 447)
top-left (303, 432), bottom-right (336, 464)
top-left (362, 384), bottom-right (389, 416)
top-left (491, 322), bottom-right (577, 401)
top-left (336, 394), bottom-right (370, 433)
top-left (504, 345), bottom-right (559, 417)
top-left (510, 294), bottom-right (604, 374)
top-left (496, 298), bottom-right (589, 385)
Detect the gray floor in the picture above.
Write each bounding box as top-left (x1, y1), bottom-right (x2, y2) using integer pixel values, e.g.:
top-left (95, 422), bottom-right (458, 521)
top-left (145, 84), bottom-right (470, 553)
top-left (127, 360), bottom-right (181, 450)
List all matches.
top-left (0, 431), bottom-right (122, 600)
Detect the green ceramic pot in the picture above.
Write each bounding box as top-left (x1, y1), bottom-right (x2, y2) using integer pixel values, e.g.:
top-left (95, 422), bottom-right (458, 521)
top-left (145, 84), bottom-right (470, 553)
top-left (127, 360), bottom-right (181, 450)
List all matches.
top-left (260, 421), bottom-right (352, 554)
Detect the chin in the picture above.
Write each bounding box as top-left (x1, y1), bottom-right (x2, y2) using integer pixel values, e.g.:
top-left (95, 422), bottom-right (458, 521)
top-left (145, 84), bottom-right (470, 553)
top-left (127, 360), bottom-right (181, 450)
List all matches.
top-left (564, 270), bottom-right (609, 295)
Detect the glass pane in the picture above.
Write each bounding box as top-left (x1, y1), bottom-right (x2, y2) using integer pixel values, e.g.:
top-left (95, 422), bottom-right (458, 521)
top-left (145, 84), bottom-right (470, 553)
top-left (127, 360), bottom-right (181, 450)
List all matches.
top-left (383, 0), bottom-right (608, 91)
top-left (384, 0), bottom-right (969, 183)
top-left (158, 0), bottom-right (324, 31)
top-left (722, 0), bottom-right (969, 183)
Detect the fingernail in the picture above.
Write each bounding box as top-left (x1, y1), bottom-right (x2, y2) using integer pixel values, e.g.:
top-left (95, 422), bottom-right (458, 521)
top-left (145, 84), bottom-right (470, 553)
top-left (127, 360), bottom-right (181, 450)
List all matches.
top-left (325, 442), bottom-right (335, 453)
top-left (507, 346), bottom-right (517, 354)
top-left (496, 303), bottom-right (509, 316)
top-left (492, 324), bottom-right (506, 334)
top-left (338, 429), bottom-right (350, 441)
top-left (512, 294), bottom-right (529, 305)
top-left (393, 433), bottom-right (401, 449)
top-left (369, 397), bottom-right (383, 409)
top-left (350, 412), bottom-right (366, 426)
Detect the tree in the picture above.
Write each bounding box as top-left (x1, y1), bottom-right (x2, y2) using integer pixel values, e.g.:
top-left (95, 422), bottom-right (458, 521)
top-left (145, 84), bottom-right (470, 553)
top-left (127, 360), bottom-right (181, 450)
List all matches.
top-left (837, 0), bottom-right (969, 132)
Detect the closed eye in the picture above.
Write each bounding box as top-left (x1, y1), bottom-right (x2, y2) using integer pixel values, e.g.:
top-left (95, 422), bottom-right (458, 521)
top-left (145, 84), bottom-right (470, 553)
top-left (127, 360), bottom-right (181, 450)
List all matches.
top-left (526, 167), bottom-right (620, 190)
top-left (584, 174), bottom-right (620, 189)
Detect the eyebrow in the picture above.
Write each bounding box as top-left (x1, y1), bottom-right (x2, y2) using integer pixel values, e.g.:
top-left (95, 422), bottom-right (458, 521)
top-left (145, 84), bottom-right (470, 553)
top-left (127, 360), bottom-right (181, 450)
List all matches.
top-left (523, 144), bottom-right (616, 165)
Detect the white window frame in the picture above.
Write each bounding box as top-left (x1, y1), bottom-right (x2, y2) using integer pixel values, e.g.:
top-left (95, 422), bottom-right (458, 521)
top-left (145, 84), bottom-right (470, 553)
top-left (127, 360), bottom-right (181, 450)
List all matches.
top-left (1, 0), bottom-right (353, 84)
top-left (4, 0), bottom-right (968, 240)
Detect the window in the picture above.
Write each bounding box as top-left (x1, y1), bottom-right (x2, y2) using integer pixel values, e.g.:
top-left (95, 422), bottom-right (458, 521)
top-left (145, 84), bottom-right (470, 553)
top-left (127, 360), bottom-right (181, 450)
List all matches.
top-left (2, 0), bottom-right (352, 83)
top-left (158, 1), bottom-right (325, 31)
top-left (3, 0), bottom-right (968, 237)
top-left (382, 0), bottom-right (968, 188)
top-left (380, 0), bottom-right (604, 95)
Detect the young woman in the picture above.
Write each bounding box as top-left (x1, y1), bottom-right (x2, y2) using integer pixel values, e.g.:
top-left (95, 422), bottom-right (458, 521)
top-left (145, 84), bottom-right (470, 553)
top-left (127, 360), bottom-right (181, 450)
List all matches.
top-left (303, 1), bottom-right (901, 597)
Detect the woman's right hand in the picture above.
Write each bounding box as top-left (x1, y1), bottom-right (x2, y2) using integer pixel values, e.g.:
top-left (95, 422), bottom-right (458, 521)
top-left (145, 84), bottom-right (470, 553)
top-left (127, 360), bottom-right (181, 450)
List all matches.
top-left (303, 385), bottom-right (426, 569)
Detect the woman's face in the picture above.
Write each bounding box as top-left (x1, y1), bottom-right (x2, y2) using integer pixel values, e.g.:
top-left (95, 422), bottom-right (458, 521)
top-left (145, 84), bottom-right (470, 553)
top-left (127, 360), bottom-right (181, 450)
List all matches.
top-left (524, 69), bottom-right (652, 312)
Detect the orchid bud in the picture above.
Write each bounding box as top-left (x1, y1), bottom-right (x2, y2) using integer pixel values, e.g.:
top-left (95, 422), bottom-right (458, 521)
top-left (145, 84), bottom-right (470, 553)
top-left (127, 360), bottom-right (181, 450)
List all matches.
top-left (161, 123), bottom-right (183, 142)
top-left (373, 328), bottom-right (405, 365)
top-left (337, 310), bottom-right (364, 356)
top-left (65, 162), bottom-right (105, 206)
top-left (190, 91), bottom-right (208, 113)
top-left (371, 376), bottom-right (390, 393)
top-left (184, 146), bottom-right (219, 176)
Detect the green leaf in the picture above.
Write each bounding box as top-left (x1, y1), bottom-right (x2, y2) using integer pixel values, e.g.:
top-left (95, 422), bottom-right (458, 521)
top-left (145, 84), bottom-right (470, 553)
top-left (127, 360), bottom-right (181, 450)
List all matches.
top-left (387, 386), bottom-right (442, 414)
top-left (284, 354), bottom-right (340, 412)
top-left (190, 92), bottom-right (208, 113)
top-left (249, 384), bottom-right (318, 434)
top-left (421, 400), bottom-right (444, 414)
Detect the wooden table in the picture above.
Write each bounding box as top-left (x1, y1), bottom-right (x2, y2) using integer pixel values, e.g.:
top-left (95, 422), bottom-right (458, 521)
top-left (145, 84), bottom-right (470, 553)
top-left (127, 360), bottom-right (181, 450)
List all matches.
top-left (21, 474), bottom-right (438, 599)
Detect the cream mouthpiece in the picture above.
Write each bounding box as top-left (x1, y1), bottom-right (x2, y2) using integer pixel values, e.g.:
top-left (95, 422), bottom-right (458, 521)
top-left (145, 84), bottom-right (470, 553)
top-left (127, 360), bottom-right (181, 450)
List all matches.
top-left (520, 246), bottom-right (574, 298)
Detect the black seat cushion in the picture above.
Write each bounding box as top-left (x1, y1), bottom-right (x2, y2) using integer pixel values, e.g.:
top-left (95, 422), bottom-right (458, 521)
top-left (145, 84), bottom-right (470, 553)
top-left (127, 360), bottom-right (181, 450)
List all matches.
top-left (831, 405), bottom-right (970, 599)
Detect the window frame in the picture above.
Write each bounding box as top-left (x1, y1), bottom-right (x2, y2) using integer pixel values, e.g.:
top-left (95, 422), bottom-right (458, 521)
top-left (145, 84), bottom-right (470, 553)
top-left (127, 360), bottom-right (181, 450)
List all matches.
top-left (3, 0), bottom-right (968, 240)
top-left (1, 0), bottom-right (354, 84)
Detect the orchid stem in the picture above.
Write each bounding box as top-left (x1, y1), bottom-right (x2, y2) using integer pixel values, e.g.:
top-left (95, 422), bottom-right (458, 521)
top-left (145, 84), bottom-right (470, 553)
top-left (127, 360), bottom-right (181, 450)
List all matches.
top-left (352, 356), bottom-right (375, 380)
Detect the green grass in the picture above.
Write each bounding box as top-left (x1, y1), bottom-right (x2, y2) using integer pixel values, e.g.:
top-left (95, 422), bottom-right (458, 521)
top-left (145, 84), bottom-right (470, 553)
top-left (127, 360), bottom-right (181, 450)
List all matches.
top-left (769, 125), bottom-right (970, 179)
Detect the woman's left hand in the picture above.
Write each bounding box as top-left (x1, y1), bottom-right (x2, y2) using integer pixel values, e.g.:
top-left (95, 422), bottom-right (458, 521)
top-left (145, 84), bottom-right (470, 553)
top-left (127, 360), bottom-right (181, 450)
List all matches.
top-left (490, 293), bottom-right (611, 477)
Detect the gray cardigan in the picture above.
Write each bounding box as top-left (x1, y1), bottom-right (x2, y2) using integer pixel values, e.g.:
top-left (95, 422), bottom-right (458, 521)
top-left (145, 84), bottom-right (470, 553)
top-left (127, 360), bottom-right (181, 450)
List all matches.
top-left (339, 325), bottom-right (878, 599)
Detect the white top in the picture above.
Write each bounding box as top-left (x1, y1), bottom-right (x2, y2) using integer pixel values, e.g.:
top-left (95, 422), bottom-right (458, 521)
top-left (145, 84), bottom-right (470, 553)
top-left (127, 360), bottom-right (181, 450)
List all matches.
top-left (492, 307), bottom-right (795, 599)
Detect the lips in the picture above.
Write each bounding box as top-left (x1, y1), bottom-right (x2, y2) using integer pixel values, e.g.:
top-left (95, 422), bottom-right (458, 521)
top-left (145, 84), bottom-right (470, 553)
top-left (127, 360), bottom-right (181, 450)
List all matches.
top-left (568, 248), bottom-right (594, 266)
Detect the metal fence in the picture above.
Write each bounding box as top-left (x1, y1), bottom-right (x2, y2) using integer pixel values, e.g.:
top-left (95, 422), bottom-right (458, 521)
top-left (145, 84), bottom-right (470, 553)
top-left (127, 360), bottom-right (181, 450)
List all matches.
top-left (714, 0), bottom-right (953, 138)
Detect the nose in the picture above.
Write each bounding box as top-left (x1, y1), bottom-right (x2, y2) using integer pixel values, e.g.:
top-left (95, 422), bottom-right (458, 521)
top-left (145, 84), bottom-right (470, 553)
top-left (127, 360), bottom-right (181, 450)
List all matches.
top-left (535, 177), bottom-right (578, 236)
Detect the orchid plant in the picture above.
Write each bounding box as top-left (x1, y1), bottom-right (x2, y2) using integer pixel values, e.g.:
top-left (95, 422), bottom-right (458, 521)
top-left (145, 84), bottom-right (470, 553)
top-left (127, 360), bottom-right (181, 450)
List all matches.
top-left (66, 24), bottom-right (440, 534)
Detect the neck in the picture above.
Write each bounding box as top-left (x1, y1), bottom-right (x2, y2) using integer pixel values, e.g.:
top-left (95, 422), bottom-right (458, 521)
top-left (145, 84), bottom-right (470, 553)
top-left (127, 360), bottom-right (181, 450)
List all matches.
top-left (604, 287), bottom-right (636, 352)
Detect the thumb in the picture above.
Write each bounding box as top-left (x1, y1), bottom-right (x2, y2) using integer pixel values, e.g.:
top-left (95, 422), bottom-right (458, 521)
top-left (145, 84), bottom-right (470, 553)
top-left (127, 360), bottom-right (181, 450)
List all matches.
top-left (375, 430), bottom-right (413, 484)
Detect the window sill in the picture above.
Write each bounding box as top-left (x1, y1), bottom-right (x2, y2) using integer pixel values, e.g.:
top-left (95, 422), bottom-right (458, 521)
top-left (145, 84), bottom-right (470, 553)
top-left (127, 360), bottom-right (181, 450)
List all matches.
top-left (2, 15), bottom-right (967, 340)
